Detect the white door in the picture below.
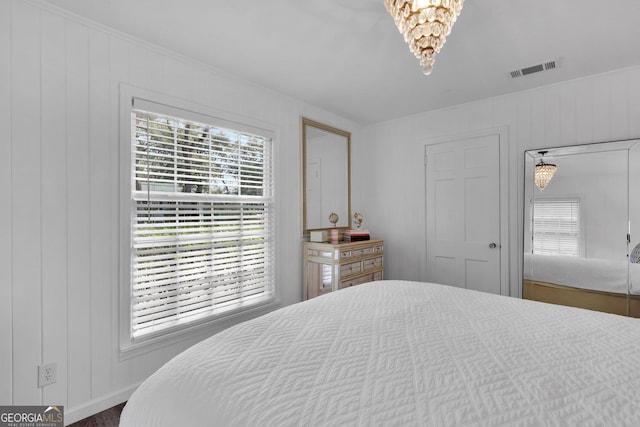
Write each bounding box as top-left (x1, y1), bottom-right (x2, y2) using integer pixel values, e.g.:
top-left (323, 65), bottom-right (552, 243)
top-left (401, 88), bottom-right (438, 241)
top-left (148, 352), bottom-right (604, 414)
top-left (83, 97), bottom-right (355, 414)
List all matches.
top-left (425, 134), bottom-right (502, 294)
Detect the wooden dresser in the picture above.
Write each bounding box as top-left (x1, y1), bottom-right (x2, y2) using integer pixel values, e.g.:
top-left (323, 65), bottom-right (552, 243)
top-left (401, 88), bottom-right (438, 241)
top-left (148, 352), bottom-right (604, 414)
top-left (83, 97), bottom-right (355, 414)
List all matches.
top-left (303, 239), bottom-right (384, 300)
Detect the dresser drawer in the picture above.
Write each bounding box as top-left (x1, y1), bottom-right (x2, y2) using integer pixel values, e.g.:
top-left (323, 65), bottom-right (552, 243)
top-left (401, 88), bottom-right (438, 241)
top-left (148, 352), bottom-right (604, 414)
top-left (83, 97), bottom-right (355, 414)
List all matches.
top-left (352, 247), bottom-right (373, 257)
top-left (362, 256), bottom-right (383, 271)
top-left (341, 245), bottom-right (382, 259)
top-left (339, 272), bottom-right (377, 289)
top-left (340, 249), bottom-right (353, 258)
top-left (340, 261), bottom-right (362, 276)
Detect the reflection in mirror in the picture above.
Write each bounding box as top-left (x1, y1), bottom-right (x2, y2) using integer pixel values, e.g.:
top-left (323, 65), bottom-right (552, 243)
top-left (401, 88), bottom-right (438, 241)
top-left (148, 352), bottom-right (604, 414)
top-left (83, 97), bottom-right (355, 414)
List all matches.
top-left (302, 118), bottom-right (351, 235)
top-left (523, 140), bottom-right (640, 317)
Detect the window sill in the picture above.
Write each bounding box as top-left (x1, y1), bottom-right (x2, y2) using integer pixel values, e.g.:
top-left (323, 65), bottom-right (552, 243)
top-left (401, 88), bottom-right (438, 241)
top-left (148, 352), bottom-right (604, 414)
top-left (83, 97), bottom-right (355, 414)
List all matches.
top-left (119, 298), bottom-right (281, 361)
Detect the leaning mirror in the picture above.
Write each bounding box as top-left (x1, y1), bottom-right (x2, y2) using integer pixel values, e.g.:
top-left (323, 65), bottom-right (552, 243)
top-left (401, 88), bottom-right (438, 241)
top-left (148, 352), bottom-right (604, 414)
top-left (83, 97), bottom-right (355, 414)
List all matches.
top-left (523, 139), bottom-right (640, 317)
top-left (302, 117), bottom-right (351, 235)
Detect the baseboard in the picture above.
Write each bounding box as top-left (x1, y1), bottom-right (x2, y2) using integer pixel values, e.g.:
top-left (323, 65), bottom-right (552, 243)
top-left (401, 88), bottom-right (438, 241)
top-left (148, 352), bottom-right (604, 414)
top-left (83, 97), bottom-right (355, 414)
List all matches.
top-left (64, 383), bottom-right (140, 426)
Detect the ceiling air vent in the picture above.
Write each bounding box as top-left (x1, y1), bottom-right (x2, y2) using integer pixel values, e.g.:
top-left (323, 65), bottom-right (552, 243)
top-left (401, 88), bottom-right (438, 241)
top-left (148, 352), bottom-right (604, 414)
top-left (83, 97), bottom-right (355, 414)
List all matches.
top-left (509, 59), bottom-right (559, 79)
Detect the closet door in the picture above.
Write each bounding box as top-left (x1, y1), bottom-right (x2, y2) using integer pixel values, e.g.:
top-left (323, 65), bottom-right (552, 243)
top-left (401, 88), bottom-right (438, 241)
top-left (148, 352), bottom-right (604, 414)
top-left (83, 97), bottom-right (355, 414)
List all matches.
top-left (524, 142), bottom-right (632, 315)
top-left (425, 134), bottom-right (502, 295)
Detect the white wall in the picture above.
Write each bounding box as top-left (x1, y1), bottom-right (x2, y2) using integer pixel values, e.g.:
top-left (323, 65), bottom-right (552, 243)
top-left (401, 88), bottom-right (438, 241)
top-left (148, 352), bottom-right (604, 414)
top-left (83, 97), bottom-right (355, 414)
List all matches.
top-left (353, 65), bottom-right (640, 298)
top-left (0, 0), bottom-right (359, 422)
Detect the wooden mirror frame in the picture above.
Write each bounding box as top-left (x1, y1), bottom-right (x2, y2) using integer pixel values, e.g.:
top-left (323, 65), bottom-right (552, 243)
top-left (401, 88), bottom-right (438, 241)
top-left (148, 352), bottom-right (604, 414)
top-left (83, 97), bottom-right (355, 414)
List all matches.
top-left (301, 117), bottom-right (351, 236)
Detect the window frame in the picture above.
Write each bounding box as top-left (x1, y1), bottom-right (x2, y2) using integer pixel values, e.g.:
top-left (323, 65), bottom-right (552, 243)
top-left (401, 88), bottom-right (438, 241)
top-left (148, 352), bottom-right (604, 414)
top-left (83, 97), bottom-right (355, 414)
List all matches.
top-left (119, 86), bottom-right (279, 357)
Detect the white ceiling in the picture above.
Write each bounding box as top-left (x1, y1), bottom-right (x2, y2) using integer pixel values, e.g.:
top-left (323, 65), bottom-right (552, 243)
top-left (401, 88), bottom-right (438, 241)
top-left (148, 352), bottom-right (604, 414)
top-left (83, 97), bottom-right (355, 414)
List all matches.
top-left (44, 0), bottom-right (640, 124)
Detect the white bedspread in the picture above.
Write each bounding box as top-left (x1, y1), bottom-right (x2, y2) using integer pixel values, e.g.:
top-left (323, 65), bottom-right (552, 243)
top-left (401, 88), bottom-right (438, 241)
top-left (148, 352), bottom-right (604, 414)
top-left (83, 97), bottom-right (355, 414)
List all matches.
top-left (120, 280), bottom-right (640, 426)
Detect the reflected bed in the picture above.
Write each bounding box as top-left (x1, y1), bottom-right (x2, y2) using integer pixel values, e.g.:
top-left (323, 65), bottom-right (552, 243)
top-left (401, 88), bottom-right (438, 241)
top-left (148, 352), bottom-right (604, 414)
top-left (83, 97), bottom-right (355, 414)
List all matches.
top-left (120, 280), bottom-right (640, 426)
top-left (523, 254), bottom-right (640, 317)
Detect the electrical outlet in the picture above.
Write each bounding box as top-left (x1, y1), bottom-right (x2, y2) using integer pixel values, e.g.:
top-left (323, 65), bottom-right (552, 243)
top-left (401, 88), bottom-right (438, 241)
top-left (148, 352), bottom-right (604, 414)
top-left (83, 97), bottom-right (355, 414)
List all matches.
top-left (38, 362), bottom-right (57, 387)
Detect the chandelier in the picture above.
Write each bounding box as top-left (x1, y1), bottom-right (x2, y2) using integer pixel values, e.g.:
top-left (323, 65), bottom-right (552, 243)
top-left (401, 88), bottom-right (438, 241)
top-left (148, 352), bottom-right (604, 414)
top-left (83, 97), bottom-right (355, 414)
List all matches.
top-left (535, 151), bottom-right (557, 191)
top-left (384, 0), bottom-right (464, 75)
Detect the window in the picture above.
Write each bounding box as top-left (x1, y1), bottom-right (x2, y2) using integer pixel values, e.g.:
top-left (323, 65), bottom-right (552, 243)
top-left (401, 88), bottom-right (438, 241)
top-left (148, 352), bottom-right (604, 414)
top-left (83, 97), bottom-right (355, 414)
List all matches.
top-left (532, 198), bottom-right (582, 256)
top-left (128, 98), bottom-right (275, 343)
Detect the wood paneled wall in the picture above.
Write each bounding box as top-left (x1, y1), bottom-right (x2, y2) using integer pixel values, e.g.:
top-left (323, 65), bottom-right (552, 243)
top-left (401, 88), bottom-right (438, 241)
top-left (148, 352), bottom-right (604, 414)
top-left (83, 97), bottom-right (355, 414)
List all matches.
top-left (353, 66), bottom-right (640, 299)
top-left (0, 0), bottom-right (357, 422)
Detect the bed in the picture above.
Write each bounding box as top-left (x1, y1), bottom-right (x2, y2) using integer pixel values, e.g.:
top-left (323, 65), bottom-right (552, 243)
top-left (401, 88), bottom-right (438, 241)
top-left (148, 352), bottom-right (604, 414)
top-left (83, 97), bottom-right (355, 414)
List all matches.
top-left (523, 254), bottom-right (640, 317)
top-left (120, 280), bottom-right (640, 426)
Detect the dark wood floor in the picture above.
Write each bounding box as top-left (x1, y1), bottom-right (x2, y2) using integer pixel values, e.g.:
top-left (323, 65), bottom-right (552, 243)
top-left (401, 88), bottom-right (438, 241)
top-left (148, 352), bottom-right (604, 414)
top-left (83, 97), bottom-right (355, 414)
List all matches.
top-left (68, 402), bottom-right (125, 427)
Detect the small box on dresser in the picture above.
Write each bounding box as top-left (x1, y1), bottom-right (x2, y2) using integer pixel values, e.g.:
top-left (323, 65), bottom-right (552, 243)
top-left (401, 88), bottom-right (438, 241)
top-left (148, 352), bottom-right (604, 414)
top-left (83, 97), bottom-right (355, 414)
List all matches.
top-left (309, 230), bottom-right (327, 242)
top-left (303, 239), bottom-right (384, 300)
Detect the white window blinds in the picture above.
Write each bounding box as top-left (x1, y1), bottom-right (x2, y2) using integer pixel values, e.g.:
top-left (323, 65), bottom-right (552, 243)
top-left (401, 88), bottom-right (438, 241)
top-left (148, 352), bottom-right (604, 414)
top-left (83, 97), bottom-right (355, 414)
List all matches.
top-left (130, 105), bottom-right (274, 340)
top-left (532, 198), bottom-right (582, 256)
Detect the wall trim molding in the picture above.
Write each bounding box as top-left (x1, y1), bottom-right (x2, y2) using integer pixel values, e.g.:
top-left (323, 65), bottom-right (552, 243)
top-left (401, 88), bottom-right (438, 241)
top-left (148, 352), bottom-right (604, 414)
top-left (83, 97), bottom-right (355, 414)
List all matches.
top-left (64, 383), bottom-right (138, 425)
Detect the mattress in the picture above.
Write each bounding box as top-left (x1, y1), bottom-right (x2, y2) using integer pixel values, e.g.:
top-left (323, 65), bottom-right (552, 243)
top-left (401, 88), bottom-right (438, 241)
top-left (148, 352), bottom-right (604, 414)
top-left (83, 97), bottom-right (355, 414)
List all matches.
top-left (120, 280), bottom-right (640, 426)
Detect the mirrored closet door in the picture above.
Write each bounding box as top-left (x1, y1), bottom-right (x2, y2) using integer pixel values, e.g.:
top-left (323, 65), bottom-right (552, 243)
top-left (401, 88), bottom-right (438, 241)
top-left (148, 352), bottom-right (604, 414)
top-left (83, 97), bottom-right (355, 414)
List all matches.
top-left (523, 139), bottom-right (640, 317)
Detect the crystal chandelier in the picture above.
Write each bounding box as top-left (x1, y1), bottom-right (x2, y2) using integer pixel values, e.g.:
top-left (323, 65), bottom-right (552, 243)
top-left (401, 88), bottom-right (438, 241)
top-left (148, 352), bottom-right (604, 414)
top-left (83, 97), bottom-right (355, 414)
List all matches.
top-left (384, 0), bottom-right (464, 75)
top-left (535, 151), bottom-right (557, 191)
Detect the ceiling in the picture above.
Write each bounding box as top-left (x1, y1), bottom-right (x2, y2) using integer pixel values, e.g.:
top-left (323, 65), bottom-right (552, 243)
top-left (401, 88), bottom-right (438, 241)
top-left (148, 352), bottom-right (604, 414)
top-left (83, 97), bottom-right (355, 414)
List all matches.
top-left (44, 0), bottom-right (640, 124)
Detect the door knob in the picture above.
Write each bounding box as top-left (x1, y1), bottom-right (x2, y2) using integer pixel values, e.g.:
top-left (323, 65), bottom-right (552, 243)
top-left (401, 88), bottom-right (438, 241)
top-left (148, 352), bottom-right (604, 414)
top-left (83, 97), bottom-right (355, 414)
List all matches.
top-left (489, 243), bottom-right (497, 249)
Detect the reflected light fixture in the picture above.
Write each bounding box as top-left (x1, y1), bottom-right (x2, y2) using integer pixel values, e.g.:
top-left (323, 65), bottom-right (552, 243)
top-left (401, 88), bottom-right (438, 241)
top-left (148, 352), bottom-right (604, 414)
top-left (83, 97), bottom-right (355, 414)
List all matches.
top-left (535, 151), bottom-right (557, 191)
top-left (384, 0), bottom-right (464, 75)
